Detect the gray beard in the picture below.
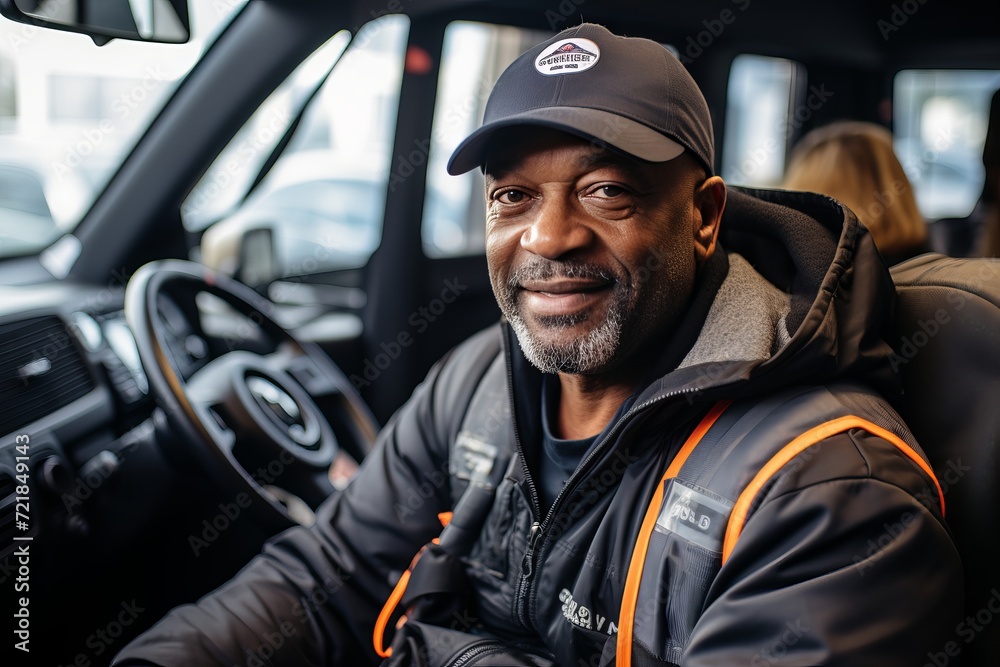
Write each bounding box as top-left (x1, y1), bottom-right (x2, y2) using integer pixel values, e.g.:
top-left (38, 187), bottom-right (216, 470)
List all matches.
top-left (496, 260), bottom-right (631, 374)
top-left (505, 295), bottom-right (626, 374)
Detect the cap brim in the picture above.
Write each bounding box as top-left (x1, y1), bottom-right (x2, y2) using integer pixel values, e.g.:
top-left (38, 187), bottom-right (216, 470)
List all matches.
top-left (446, 107), bottom-right (685, 175)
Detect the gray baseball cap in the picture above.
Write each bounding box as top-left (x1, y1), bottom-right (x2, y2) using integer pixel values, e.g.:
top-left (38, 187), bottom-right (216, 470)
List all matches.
top-left (447, 23), bottom-right (715, 176)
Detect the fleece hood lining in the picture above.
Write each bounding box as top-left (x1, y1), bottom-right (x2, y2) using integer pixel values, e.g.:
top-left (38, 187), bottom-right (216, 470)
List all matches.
top-left (720, 187), bottom-right (845, 333)
top-left (679, 253), bottom-right (792, 369)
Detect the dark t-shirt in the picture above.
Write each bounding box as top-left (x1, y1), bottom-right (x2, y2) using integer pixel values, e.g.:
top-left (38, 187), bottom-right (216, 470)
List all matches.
top-left (538, 374), bottom-right (633, 507)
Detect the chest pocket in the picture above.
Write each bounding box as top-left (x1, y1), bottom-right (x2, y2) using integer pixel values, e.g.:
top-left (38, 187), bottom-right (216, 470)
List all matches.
top-left (632, 479), bottom-right (732, 665)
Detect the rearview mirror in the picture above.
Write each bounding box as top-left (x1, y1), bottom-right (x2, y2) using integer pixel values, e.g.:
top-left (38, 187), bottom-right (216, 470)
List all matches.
top-left (0, 0), bottom-right (190, 45)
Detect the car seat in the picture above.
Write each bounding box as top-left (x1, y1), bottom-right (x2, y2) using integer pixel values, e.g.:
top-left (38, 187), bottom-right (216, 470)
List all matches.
top-left (889, 253), bottom-right (1000, 665)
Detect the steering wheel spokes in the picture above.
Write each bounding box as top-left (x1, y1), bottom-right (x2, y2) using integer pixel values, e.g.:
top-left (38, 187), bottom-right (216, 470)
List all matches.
top-left (126, 260), bottom-right (377, 531)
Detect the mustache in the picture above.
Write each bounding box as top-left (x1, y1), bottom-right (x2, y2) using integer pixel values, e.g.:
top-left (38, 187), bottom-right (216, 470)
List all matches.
top-left (506, 260), bottom-right (620, 288)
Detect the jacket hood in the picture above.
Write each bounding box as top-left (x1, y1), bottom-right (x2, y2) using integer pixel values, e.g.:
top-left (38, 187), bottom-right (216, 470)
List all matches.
top-left (718, 186), bottom-right (899, 400)
top-left (503, 185), bottom-right (900, 410)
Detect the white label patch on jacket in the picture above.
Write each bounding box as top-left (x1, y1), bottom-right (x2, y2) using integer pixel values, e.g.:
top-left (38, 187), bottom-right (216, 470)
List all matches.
top-left (451, 432), bottom-right (498, 481)
top-left (558, 588), bottom-right (618, 635)
top-left (534, 38), bottom-right (601, 76)
top-left (655, 479), bottom-right (733, 552)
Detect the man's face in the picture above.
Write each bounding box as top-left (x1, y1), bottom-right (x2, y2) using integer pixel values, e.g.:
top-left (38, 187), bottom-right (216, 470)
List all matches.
top-left (484, 128), bottom-right (719, 376)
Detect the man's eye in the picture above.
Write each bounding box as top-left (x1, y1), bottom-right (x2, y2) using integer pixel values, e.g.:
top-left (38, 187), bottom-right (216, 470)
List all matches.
top-left (495, 189), bottom-right (527, 204)
top-left (593, 185), bottom-right (627, 198)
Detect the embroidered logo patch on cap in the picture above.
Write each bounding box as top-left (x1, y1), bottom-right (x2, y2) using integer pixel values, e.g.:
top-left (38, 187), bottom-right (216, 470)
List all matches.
top-left (534, 38), bottom-right (600, 76)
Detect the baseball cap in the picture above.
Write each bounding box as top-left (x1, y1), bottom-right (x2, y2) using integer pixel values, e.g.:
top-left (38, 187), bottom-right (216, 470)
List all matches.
top-left (447, 23), bottom-right (715, 176)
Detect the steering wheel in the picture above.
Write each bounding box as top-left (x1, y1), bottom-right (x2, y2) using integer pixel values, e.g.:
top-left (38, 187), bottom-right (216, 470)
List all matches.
top-left (125, 259), bottom-right (378, 532)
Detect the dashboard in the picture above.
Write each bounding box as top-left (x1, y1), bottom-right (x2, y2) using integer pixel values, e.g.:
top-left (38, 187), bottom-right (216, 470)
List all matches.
top-left (0, 278), bottom-right (290, 665)
top-left (1, 283), bottom-right (154, 561)
top-left (0, 279), bottom-right (264, 574)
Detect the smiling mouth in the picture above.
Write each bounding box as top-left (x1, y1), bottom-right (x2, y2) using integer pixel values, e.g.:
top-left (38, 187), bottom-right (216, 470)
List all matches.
top-left (519, 279), bottom-right (614, 318)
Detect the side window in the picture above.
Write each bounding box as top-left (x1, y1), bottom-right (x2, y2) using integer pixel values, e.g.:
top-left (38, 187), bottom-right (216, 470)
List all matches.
top-left (721, 54), bottom-right (798, 186)
top-left (422, 21), bottom-right (552, 258)
top-left (188, 15), bottom-right (409, 283)
top-left (894, 69), bottom-right (1000, 220)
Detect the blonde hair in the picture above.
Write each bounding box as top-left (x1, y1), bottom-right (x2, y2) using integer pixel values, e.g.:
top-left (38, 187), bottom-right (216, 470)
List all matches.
top-left (783, 121), bottom-right (927, 257)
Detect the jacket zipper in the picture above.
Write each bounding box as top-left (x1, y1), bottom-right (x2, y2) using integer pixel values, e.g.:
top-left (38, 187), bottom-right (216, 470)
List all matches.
top-left (502, 325), bottom-right (721, 631)
top-left (525, 386), bottom-right (715, 629)
top-left (448, 641), bottom-right (506, 667)
top-left (503, 334), bottom-right (543, 628)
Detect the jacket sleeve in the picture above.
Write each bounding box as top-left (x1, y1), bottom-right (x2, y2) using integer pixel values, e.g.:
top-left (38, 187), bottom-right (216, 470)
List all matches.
top-left (682, 430), bottom-right (963, 667)
top-left (112, 330), bottom-right (500, 667)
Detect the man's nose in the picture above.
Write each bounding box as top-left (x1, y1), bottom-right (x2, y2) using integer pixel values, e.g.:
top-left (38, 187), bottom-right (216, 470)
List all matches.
top-left (520, 199), bottom-right (595, 259)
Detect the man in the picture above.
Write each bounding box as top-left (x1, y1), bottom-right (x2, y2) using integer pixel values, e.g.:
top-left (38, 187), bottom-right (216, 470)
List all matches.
top-left (115, 23), bottom-right (961, 667)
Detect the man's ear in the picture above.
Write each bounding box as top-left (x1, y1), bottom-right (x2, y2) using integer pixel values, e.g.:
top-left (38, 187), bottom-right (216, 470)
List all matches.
top-left (693, 176), bottom-right (726, 264)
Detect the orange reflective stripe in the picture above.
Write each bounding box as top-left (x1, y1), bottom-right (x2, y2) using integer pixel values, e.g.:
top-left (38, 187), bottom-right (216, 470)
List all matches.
top-left (721, 415), bottom-right (946, 565)
top-left (373, 567), bottom-right (411, 658)
top-left (616, 400), bottom-right (732, 667)
top-left (372, 535), bottom-right (442, 658)
top-left (373, 498), bottom-right (464, 655)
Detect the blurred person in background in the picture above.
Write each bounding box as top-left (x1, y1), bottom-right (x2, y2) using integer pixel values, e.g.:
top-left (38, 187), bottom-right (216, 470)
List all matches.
top-left (783, 120), bottom-right (930, 266)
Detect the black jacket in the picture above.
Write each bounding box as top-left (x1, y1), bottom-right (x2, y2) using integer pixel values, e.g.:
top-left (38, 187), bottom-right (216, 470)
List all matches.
top-left (114, 188), bottom-right (962, 666)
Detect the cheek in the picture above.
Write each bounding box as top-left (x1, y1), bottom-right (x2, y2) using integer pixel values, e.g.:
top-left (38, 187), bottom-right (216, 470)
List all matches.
top-left (620, 219), bottom-right (691, 288)
top-left (485, 225), bottom-right (518, 287)
top-left (626, 228), bottom-right (697, 314)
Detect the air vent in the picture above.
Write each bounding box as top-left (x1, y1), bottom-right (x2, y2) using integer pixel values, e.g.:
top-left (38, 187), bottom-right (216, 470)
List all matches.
top-left (0, 316), bottom-right (95, 435)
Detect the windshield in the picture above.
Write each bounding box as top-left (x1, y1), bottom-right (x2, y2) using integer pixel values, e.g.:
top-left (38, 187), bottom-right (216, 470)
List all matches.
top-left (0, 2), bottom-right (247, 260)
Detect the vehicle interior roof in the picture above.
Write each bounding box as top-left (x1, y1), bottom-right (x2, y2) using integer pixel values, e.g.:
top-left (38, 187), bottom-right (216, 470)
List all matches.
top-left (377, 0), bottom-right (1000, 67)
